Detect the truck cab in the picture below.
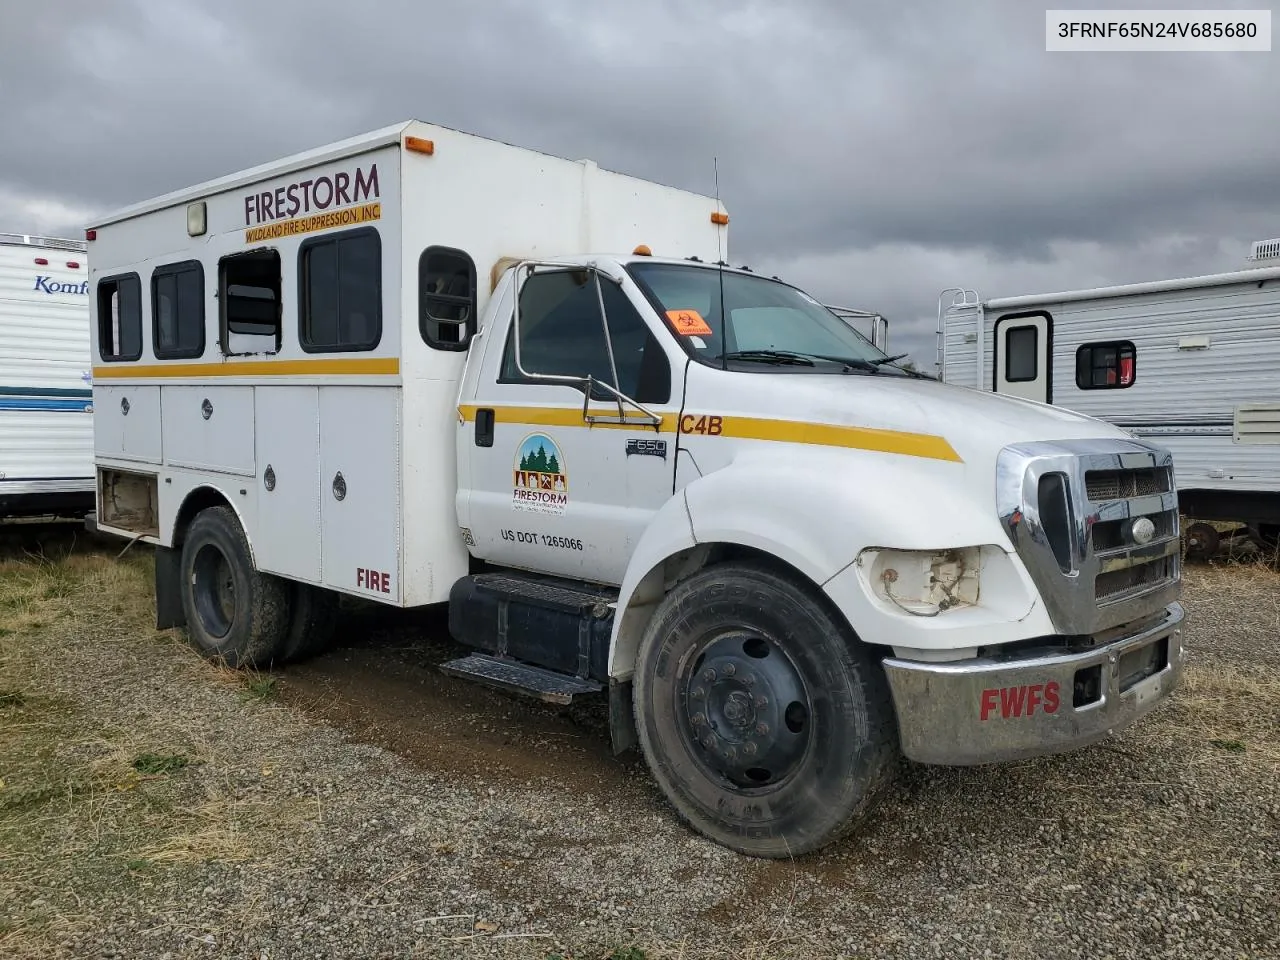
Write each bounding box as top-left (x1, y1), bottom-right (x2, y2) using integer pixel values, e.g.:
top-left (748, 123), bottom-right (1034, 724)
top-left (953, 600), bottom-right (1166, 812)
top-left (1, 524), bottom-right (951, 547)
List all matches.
top-left (84, 121), bottom-right (1184, 859)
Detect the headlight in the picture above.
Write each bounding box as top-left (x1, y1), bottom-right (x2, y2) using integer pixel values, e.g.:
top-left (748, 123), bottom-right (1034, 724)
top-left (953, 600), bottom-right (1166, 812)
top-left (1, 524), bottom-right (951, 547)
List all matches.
top-left (861, 547), bottom-right (981, 617)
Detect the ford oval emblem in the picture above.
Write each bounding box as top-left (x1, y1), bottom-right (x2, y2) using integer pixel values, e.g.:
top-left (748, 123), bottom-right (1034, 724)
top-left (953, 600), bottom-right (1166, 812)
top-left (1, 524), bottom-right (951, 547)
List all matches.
top-left (1130, 517), bottom-right (1156, 545)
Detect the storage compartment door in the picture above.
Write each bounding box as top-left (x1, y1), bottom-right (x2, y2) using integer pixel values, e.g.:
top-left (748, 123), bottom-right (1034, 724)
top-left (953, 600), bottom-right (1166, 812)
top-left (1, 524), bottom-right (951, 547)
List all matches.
top-left (95, 385), bottom-right (162, 463)
top-left (254, 386), bottom-right (321, 583)
top-left (319, 387), bottom-right (401, 603)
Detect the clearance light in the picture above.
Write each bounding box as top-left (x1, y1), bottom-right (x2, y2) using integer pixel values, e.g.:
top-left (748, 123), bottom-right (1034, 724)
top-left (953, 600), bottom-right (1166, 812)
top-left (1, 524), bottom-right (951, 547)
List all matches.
top-left (405, 136), bottom-right (435, 155)
top-left (187, 201), bottom-right (207, 237)
top-left (711, 211), bottom-right (729, 225)
top-left (85, 229), bottom-right (97, 241)
top-left (633, 244), bottom-right (652, 256)
top-left (67, 261), bottom-right (81, 269)
top-left (34, 257), bottom-right (48, 265)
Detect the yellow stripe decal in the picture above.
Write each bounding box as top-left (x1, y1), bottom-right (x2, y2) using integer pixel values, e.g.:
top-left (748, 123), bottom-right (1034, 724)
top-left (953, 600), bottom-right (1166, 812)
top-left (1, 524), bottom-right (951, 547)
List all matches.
top-left (458, 404), bottom-right (678, 432)
top-left (92, 357), bottom-right (399, 379)
top-left (457, 404), bottom-right (961, 462)
top-left (715, 415), bottom-right (962, 462)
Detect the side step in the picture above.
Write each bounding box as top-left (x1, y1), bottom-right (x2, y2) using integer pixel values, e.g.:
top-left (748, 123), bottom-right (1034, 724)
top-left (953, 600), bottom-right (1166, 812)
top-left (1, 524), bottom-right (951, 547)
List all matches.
top-left (440, 653), bottom-right (603, 706)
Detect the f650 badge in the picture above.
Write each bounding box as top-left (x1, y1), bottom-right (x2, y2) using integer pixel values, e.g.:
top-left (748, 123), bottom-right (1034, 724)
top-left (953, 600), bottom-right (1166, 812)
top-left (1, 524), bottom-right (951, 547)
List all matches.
top-left (626, 438), bottom-right (668, 459)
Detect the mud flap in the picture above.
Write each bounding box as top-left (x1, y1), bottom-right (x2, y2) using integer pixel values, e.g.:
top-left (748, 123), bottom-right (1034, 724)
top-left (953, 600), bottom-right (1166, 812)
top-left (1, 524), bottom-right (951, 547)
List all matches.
top-left (154, 545), bottom-right (186, 631)
top-left (609, 678), bottom-right (637, 755)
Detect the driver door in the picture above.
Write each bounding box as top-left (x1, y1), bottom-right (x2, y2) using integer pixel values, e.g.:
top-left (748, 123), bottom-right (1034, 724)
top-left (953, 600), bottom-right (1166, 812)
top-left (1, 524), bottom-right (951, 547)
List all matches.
top-left (458, 266), bottom-right (681, 585)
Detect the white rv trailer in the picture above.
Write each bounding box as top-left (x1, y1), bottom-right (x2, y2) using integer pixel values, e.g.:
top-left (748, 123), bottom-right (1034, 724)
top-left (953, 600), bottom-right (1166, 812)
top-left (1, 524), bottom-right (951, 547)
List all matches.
top-left (939, 255), bottom-right (1280, 551)
top-left (86, 120), bottom-right (1184, 857)
top-left (0, 233), bottom-right (94, 518)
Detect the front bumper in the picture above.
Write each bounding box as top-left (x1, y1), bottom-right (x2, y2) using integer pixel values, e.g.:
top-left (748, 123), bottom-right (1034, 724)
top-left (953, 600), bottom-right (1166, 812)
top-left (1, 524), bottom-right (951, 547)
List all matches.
top-left (881, 602), bottom-right (1184, 765)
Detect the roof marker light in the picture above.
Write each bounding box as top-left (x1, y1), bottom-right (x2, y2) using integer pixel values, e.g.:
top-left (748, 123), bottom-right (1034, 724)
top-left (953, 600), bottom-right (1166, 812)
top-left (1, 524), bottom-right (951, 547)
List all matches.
top-left (405, 136), bottom-right (435, 155)
top-left (711, 211), bottom-right (729, 225)
top-left (633, 244), bottom-right (652, 256)
top-left (85, 229), bottom-right (97, 241)
top-left (34, 257), bottom-right (48, 265)
top-left (67, 261), bottom-right (80, 269)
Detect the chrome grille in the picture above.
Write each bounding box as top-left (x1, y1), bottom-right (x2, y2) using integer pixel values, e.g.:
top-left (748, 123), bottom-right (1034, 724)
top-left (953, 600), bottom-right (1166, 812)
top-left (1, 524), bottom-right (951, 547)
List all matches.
top-left (1085, 467), bottom-right (1171, 501)
top-left (997, 439), bottom-right (1181, 635)
top-left (1096, 556), bottom-right (1176, 602)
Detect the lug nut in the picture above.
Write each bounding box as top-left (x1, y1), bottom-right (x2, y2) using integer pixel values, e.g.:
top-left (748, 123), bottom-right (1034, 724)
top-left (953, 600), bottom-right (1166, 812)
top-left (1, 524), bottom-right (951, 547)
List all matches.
top-left (756, 723), bottom-right (769, 736)
top-left (754, 695), bottom-right (768, 708)
top-left (743, 742), bottom-right (758, 756)
top-left (724, 663), bottom-right (737, 677)
top-left (692, 712), bottom-right (705, 725)
top-left (692, 686), bottom-right (706, 699)
top-left (702, 669), bottom-right (717, 683)
top-left (742, 675), bottom-right (755, 687)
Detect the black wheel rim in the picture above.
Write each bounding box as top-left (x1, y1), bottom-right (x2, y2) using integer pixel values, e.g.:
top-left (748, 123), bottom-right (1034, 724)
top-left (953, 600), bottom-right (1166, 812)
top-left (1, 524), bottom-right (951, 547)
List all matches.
top-left (676, 630), bottom-right (813, 789)
top-left (192, 543), bottom-right (236, 640)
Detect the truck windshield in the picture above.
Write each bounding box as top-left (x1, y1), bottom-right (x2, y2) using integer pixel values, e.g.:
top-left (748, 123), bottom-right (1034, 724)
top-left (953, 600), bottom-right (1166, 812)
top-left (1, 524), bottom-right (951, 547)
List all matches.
top-left (628, 262), bottom-right (906, 375)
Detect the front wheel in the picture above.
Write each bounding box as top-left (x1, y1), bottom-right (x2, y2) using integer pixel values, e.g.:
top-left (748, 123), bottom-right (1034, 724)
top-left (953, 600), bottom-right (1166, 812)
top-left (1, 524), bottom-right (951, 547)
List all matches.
top-left (632, 562), bottom-right (899, 857)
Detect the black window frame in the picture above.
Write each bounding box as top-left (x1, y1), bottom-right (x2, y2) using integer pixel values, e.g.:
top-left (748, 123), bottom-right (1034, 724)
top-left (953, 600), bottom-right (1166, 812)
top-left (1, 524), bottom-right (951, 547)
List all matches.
top-left (218, 249), bottom-right (283, 356)
top-left (1076, 340), bottom-right (1136, 390)
top-left (498, 268), bottom-right (672, 405)
top-left (1003, 324), bottom-right (1039, 383)
top-left (419, 245), bottom-right (477, 352)
top-left (150, 260), bottom-right (205, 360)
top-left (297, 226), bottom-right (383, 354)
top-left (96, 272), bottom-right (143, 362)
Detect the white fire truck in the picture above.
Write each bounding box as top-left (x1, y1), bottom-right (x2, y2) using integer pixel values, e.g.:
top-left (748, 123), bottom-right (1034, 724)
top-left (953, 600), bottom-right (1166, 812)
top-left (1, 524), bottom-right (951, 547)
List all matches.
top-left (85, 121), bottom-right (1184, 857)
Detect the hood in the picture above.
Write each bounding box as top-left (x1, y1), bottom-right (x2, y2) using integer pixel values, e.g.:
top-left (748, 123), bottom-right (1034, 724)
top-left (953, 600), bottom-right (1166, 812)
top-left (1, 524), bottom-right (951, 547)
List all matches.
top-left (688, 367), bottom-right (1133, 468)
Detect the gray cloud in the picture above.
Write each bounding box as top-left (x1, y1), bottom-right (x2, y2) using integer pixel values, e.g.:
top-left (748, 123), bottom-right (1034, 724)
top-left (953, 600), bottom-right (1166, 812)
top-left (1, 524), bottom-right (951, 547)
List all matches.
top-left (3, 0), bottom-right (1277, 365)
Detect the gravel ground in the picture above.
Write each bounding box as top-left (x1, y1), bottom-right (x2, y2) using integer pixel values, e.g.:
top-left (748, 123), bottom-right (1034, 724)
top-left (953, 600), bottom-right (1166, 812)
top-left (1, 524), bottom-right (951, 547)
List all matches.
top-left (1, 530), bottom-right (1277, 960)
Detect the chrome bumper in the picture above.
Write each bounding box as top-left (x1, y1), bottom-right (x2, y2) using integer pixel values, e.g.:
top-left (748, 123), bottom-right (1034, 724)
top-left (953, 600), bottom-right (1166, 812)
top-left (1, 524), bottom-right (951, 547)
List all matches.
top-left (881, 602), bottom-right (1184, 765)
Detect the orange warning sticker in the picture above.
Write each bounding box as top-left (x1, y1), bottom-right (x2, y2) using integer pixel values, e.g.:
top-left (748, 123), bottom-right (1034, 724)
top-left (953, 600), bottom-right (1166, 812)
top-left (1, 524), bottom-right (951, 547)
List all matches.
top-left (667, 309), bottom-right (713, 336)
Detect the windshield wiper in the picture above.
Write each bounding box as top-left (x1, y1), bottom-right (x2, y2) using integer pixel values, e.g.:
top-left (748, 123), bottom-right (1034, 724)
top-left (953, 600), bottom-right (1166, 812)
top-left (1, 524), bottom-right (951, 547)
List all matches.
top-left (720, 350), bottom-right (816, 366)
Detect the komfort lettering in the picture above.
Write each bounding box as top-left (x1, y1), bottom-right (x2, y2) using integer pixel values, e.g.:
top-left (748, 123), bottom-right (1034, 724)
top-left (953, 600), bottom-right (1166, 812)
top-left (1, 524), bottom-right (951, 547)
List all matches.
top-left (33, 276), bottom-right (89, 295)
top-left (244, 164), bottom-right (380, 226)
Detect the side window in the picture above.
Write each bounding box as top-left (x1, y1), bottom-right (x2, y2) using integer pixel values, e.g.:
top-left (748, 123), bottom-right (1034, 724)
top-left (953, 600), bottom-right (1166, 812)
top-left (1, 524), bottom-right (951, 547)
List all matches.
top-left (97, 274), bottom-right (142, 362)
top-left (151, 261), bottom-right (204, 360)
top-left (501, 270), bottom-right (670, 404)
top-left (219, 250), bottom-right (282, 356)
top-left (1005, 325), bottom-right (1038, 382)
top-left (420, 246), bottom-right (476, 350)
top-left (1076, 341), bottom-right (1135, 389)
top-left (299, 227), bottom-right (381, 352)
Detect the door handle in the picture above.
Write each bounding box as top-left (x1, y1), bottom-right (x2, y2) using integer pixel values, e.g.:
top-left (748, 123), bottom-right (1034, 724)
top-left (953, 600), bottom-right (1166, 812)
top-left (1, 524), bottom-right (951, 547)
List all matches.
top-left (475, 408), bottom-right (495, 448)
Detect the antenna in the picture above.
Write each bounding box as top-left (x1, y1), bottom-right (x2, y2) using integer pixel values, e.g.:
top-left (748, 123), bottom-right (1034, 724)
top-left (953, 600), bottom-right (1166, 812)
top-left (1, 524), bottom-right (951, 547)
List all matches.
top-left (715, 156), bottom-right (727, 370)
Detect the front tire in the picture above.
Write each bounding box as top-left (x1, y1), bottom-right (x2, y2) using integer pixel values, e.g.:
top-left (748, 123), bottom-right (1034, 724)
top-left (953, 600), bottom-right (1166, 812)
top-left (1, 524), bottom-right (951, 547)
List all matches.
top-left (632, 562), bottom-right (899, 857)
top-left (179, 505), bottom-right (290, 669)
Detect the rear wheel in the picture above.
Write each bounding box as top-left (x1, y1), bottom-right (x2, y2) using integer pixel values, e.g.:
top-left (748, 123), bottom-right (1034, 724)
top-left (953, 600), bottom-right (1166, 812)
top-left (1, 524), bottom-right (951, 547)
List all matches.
top-left (279, 582), bottom-right (340, 662)
top-left (632, 562), bottom-right (899, 858)
top-left (179, 505), bottom-right (290, 668)
top-left (1248, 523), bottom-right (1280, 558)
top-left (1185, 522), bottom-right (1220, 560)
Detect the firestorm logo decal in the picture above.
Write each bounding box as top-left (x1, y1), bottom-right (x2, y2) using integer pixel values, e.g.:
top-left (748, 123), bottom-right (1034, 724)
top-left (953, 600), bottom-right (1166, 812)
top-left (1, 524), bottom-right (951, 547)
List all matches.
top-left (513, 433), bottom-right (568, 515)
top-left (242, 163), bottom-right (382, 243)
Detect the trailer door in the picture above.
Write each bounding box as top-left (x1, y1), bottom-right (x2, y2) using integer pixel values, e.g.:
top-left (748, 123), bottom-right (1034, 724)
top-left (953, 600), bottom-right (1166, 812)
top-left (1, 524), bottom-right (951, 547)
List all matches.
top-left (993, 311), bottom-right (1051, 403)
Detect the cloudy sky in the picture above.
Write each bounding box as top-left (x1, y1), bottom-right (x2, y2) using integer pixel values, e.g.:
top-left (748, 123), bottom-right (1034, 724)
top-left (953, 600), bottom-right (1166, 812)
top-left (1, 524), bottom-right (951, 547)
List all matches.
top-left (4, 0), bottom-right (1278, 365)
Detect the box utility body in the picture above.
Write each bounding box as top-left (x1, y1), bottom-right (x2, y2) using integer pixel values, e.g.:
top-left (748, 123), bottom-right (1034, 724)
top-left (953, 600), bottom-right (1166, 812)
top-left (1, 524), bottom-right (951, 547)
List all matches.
top-left (86, 121), bottom-right (1184, 857)
top-left (0, 233), bottom-right (94, 518)
top-left (939, 251), bottom-right (1280, 554)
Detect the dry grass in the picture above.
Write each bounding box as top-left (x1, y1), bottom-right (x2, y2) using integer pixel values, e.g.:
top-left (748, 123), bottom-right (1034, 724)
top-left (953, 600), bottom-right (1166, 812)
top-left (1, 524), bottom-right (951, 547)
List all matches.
top-left (0, 535), bottom-right (315, 956)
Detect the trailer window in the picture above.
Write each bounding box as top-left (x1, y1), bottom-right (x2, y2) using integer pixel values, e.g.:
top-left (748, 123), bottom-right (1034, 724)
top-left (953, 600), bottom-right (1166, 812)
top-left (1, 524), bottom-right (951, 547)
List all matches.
top-left (299, 228), bottom-right (381, 352)
top-left (97, 274), bottom-right (142, 362)
top-left (420, 246), bottom-right (476, 351)
top-left (151, 261), bottom-right (204, 360)
top-left (500, 269), bottom-right (670, 404)
top-left (219, 250), bottom-right (282, 355)
top-left (1077, 341), bottom-right (1136, 389)
top-left (1005, 325), bottom-right (1038, 382)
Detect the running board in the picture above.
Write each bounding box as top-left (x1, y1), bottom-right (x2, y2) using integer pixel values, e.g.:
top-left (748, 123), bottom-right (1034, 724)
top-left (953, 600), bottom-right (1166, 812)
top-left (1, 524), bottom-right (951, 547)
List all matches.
top-left (440, 653), bottom-right (603, 706)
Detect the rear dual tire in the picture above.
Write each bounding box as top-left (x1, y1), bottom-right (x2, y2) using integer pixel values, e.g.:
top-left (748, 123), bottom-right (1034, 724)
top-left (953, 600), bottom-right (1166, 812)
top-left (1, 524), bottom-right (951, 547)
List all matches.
top-left (179, 505), bottom-right (336, 668)
top-left (632, 562), bottom-right (900, 858)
